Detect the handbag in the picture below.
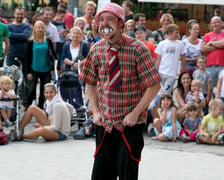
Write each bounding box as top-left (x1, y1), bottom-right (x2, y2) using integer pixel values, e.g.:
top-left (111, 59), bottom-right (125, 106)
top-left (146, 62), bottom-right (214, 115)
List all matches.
top-left (0, 131), bottom-right (8, 145)
top-left (47, 39), bottom-right (58, 70)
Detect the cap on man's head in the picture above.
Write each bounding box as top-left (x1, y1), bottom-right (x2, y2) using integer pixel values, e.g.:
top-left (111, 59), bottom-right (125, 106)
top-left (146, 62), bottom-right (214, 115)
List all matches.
top-left (134, 25), bottom-right (146, 32)
top-left (95, 3), bottom-right (125, 29)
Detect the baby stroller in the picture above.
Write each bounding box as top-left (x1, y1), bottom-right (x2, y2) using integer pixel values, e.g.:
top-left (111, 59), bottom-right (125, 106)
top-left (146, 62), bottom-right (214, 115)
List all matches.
top-left (1, 58), bottom-right (25, 141)
top-left (57, 68), bottom-right (88, 129)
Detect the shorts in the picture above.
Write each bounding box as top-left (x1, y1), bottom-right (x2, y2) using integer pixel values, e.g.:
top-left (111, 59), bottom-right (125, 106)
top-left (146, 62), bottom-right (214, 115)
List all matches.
top-left (0, 106), bottom-right (14, 111)
top-left (58, 132), bottom-right (67, 140)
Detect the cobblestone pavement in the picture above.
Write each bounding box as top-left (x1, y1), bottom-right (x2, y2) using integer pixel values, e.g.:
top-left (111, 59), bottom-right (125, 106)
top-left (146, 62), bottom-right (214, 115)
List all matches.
top-left (1, 122), bottom-right (224, 180)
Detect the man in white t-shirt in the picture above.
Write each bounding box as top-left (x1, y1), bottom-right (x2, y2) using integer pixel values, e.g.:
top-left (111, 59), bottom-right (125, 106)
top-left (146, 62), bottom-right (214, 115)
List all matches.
top-left (42, 7), bottom-right (60, 51)
top-left (155, 24), bottom-right (186, 93)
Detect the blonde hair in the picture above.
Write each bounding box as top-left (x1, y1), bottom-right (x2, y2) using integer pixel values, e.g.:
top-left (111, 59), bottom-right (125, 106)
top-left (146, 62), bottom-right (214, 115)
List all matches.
top-left (70, 26), bottom-right (83, 34)
top-left (0, 76), bottom-right (13, 88)
top-left (84, 1), bottom-right (97, 9)
top-left (191, 79), bottom-right (201, 88)
top-left (209, 99), bottom-right (223, 108)
top-left (44, 83), bottom-right (57, 92)
top-left (74, 17), bottom-right (87, 27)
top-left (32, 20), bottom-right (46, 41)
top-left (124, 19), bottom-right (135, 33)
top-left (160, 13), bottom-right (174, 25)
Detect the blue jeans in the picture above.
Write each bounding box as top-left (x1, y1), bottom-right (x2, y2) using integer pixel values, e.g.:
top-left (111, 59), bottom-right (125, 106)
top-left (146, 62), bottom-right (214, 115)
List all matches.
top-left (206, 65), bottom-right (224, 89)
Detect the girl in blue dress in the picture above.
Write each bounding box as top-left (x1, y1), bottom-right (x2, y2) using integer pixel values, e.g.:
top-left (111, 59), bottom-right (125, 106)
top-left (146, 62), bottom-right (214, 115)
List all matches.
top-left (152, 93), bottom-right (181, 141)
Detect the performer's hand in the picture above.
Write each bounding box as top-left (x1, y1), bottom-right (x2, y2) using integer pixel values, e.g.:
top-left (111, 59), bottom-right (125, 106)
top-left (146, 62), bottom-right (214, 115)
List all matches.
top-left (122, 111), bottom-right (138, 127)
top-left (93, 111), bottom-right (104, 126)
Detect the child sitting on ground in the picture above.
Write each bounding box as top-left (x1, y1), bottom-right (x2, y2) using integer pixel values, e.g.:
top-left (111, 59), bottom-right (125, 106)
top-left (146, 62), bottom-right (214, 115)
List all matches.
top-left (196, 99), bottom-right (224, 145)
top-left (0, 76), bottom-right (15, 129)
top-left (185, 79), bottom-right (206, 110)
top-left (73, 116), bottom-right (96, 139)
top-left (152, 93), bottom-right (181, 142)
top-left (193, 56), bottom-right (211, 115)
top-left (181, 103), bottom-right (202, 143)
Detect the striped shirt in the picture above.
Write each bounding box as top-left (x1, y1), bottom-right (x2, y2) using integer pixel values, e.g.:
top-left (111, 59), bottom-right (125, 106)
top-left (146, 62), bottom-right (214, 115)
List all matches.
top-left (80, 34), bottom-right (160, 132)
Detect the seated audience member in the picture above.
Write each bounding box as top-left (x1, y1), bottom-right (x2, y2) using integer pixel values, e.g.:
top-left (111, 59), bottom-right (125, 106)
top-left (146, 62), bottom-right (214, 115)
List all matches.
top-left (0, 76), bottom-right (15, 128)
top-left (73, 116), bottom-right (96, 139)
top-left (185, 79), bottom-right (205, 109)
top-left (152, 93), bottom-right (181, 142)
top-left (181, 103), bottom-right (202, 143)
top-left (18, 83), bottom-right (72, 141)
top-left (174, 71), bottom-right (193, 125)
top-left (196, 99), bottom-right (224, 145)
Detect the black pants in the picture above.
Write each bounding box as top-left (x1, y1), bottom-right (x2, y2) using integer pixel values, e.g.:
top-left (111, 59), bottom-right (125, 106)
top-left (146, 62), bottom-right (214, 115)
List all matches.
top-left (27, 71), bottom-right (51, 109)
top-left (91, 124), bottom-right (145, 180)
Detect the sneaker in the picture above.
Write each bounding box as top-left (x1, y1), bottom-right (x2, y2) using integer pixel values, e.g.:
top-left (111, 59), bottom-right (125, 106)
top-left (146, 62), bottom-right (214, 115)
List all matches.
top-left (73, 128), bottom-right (85, 140)
top-left (4, 119), bottom-right (12, 128)
top-left (17, 129), bottom-right (24, 141)
top-left (148, 128), bottom-right (156, 137)
top-left (182, 136), bottom-right (191, 143)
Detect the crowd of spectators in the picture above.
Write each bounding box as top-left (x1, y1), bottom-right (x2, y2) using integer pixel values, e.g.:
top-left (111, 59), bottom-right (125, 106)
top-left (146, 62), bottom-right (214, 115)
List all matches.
top-left (0, 1), bottom-right (224, 145)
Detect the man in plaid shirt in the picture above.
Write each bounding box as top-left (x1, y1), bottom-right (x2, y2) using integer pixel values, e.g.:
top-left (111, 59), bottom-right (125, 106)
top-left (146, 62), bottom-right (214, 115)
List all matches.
top-left (80, 3), bottom-right (161, 180)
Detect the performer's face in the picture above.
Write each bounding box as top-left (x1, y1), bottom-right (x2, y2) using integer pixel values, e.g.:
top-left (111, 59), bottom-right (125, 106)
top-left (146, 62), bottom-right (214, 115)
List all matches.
top-left (98, 12), bottom-right (122, 44)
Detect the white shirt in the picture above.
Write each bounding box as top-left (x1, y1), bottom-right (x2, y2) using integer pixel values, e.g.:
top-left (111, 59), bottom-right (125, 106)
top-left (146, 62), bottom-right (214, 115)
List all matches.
top-left (45, 23), bottom-right (60, 43)
top-left (155, 39), bottom-right (186, 77)
top-left (0, 89), bottom-right (15, 109)
top-left (70, 44), bottom-right (79, 61)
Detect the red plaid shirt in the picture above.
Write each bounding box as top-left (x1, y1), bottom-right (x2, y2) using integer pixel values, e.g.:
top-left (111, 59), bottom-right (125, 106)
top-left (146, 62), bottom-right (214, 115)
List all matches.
top-left (80, 34), bottom-right (160, 132)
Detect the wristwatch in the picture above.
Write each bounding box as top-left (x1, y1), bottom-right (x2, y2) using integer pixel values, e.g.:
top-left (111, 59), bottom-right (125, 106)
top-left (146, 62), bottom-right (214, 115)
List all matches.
top-left (209, 41), bottom-right (213, 46)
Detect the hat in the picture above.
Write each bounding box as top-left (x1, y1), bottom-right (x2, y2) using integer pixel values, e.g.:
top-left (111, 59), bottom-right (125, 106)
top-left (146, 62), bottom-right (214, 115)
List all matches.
top-left (95, 3), bottom-right (125, 29)
top-left (134, 25), bottom-right (146, 32)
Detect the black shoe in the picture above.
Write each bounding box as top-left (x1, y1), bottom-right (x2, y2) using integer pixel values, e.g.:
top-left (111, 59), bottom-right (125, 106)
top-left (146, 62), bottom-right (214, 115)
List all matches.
top-left (148, 128), bottom-right (156, 137)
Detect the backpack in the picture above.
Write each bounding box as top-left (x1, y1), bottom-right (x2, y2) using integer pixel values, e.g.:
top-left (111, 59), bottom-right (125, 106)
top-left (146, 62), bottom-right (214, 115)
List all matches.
top-left (0, 131), bottom-right (8, 145)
